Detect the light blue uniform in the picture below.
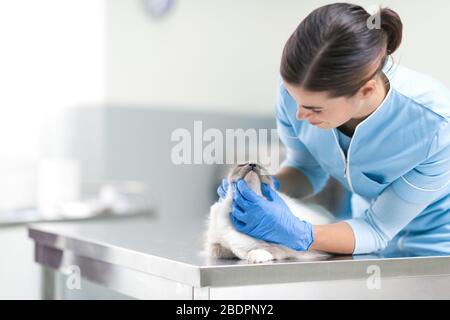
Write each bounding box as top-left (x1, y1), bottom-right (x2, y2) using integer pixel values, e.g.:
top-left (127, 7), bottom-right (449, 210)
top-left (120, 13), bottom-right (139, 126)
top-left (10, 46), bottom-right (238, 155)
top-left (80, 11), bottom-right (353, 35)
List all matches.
top-left (276, 59), bottom-right (450, 255)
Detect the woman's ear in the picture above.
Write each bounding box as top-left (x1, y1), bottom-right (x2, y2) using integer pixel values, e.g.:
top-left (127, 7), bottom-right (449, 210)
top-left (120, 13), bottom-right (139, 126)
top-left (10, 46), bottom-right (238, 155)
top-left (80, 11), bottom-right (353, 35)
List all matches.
top-left (358, 79), bottom-right (377, 99)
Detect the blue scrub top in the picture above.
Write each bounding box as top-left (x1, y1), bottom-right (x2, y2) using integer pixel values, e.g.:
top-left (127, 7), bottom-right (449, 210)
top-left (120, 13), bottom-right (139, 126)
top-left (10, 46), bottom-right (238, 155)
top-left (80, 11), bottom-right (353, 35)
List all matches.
top-left (276, 59), bottom-right (450, 255)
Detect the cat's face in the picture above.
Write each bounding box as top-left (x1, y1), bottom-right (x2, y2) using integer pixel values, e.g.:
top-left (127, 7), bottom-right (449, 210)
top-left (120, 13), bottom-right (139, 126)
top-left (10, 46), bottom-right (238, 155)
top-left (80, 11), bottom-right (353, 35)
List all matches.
top-left (227, 163), bottom-right (274, 197)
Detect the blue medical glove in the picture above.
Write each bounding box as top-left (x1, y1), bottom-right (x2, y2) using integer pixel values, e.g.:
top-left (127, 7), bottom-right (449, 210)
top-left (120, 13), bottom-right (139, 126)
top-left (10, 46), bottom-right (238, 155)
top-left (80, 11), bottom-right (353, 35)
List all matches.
top-left (217, 176), bottom-right (280, 200)
top-left (230, 180), bottom-right (314, 251)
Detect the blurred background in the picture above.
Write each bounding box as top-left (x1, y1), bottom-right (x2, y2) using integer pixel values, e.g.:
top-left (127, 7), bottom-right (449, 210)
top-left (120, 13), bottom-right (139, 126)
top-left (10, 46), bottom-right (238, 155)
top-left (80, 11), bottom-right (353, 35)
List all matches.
top-left (0, 0), bottom-right (449, 299)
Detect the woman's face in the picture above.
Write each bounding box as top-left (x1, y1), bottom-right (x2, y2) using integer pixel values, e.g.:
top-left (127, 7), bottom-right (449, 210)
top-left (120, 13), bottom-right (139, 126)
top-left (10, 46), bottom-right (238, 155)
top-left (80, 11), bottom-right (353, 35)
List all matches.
top-left (284, 81), bottom-right (377, 129)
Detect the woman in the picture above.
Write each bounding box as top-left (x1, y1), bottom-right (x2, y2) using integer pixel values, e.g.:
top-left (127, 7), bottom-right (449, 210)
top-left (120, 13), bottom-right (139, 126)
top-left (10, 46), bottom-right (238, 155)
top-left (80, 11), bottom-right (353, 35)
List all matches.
top-left (218, 3), bottom-right (450, 255)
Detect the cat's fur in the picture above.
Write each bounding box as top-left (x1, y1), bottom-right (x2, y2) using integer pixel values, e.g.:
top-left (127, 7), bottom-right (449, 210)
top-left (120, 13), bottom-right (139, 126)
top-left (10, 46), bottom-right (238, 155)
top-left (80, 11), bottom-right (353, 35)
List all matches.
top-left (204, 163), bottom-right (335, 263)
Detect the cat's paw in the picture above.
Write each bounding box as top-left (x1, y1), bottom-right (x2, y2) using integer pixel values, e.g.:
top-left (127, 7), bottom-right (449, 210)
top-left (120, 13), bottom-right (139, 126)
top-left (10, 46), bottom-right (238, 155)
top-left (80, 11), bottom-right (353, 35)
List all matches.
top-left (247, 249), bottom-right (274, 263)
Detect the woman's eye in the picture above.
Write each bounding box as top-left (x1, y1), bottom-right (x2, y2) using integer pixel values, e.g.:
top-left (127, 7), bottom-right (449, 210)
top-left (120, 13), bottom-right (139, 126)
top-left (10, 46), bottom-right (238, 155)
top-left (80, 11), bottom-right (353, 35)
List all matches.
top-left (312, 110), bottom-right (322, 114)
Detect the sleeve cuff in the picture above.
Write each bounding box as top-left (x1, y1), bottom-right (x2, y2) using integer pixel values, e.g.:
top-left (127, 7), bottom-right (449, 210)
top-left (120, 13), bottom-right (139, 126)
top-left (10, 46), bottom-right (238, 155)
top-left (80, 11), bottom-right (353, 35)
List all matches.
top-left (344, 218), bottom-right (383, 255)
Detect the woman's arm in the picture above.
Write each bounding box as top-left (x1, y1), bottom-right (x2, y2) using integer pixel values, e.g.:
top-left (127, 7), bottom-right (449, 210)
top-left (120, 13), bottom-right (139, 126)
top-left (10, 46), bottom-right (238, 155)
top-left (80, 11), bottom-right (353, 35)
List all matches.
top-left (274, 167), bottom-right (357, 254)
top-left (310, 222), bottom-right (355, 254)
top-left (311, 185), bottom-right (430, 255)
top-left (274, 166), bottom-right (313, 200)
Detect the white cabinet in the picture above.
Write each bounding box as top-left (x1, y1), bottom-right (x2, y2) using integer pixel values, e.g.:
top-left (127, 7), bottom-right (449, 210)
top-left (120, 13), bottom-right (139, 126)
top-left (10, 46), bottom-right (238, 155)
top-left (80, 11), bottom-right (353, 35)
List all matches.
top-left (0, 226), bottom-right (40, 299)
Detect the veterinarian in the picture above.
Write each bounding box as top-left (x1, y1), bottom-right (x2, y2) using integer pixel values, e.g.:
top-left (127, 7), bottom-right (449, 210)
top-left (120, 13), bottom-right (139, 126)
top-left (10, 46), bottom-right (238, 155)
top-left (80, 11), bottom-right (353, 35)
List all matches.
top-left (218, 3), bottom-right (450, 255)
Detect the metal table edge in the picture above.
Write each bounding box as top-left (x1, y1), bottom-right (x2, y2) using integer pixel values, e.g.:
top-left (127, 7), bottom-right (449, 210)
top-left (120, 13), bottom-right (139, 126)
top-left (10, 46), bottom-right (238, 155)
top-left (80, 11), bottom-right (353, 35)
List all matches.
top-left (28, 225), bottom-right (203, 288)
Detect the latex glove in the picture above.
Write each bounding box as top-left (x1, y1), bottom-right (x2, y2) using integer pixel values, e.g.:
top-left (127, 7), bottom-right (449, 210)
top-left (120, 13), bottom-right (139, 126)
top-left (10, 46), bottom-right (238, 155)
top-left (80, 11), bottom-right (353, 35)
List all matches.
top-left (217, 175), bottom-right (280, 200)
top-left (231, 180), bottom-right (314, 251)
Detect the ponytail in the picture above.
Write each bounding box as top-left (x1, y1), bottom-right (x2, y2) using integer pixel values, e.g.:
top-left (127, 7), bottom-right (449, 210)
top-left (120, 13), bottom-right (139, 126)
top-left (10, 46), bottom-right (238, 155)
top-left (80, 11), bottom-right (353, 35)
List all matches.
top-left (380, 8), bottom-right (403, 55)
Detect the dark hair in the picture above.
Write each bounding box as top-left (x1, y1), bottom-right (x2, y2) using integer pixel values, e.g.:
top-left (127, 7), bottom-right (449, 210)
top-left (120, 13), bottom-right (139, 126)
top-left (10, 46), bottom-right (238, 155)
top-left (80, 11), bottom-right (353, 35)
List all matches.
top-left (280, 3), bottom-right (403, 97)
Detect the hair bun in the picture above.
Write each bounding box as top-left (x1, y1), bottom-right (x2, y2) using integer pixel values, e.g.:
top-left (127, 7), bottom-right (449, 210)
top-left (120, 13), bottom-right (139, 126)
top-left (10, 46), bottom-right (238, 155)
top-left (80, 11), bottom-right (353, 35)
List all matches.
top-left (380, 8), bottom-right (403, 55)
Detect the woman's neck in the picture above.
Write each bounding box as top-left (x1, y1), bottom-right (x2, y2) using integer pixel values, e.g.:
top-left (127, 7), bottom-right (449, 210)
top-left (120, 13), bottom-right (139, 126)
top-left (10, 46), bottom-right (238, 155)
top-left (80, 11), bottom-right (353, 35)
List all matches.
top-left (339, 73), bottom-right (390, 137)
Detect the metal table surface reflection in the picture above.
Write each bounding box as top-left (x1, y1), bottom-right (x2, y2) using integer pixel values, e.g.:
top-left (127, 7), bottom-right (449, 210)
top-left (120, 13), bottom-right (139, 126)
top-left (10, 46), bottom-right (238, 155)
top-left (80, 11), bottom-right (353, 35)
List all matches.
top-left (28, 215), bottom-right (450, 299)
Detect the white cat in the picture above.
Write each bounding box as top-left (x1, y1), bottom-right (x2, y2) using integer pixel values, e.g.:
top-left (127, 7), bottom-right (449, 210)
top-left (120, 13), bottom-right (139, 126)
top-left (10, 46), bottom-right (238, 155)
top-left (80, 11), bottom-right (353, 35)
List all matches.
top-left (204, 163), bottom-right (335, 263)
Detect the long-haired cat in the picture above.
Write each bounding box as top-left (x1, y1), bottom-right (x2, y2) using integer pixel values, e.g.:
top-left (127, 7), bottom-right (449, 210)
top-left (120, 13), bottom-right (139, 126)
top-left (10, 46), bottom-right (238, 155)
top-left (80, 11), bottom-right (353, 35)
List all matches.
top-left (204, 163), bottom-right (335, 263)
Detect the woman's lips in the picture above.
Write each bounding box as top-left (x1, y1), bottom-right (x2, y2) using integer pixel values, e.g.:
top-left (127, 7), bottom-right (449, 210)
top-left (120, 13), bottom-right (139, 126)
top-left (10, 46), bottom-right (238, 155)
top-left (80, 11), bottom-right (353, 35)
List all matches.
top-left (310, 121), bottom-right (322, 125)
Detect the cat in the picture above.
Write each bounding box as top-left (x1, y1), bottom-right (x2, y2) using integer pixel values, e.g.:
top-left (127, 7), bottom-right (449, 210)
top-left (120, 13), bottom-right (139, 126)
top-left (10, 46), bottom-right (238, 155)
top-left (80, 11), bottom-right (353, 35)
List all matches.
top-left (204, 163), bottom-right (336, 263)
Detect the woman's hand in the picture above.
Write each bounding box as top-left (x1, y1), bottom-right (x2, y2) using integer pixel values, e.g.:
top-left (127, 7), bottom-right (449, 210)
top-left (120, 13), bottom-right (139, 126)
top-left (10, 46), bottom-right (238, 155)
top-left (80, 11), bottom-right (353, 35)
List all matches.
top-left (216, 176), bottom-right (280, 200)
top-left (230, 180), bottom-right (314, 251)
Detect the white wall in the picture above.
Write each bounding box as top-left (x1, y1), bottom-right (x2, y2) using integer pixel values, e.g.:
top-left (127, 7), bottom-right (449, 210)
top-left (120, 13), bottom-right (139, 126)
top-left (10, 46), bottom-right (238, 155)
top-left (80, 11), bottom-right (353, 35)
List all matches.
top-left (0, 0), bottom-right (106, 210)
top-left (106, 0), bottom-right (450, 115)
top-left (0, 0), bottom-right (106, 299)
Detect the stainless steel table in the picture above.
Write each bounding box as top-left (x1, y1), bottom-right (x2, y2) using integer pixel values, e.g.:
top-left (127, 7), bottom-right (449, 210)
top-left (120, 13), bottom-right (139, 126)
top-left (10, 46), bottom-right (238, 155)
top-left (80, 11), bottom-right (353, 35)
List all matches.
top-left (28, 216), bottom-right (450, 299)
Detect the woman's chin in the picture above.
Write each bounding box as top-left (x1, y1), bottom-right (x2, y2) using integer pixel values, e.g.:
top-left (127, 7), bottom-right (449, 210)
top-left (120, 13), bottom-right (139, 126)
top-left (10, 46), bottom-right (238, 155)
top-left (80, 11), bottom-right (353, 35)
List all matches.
top-left (315, 122), bottom-right (329, 128)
